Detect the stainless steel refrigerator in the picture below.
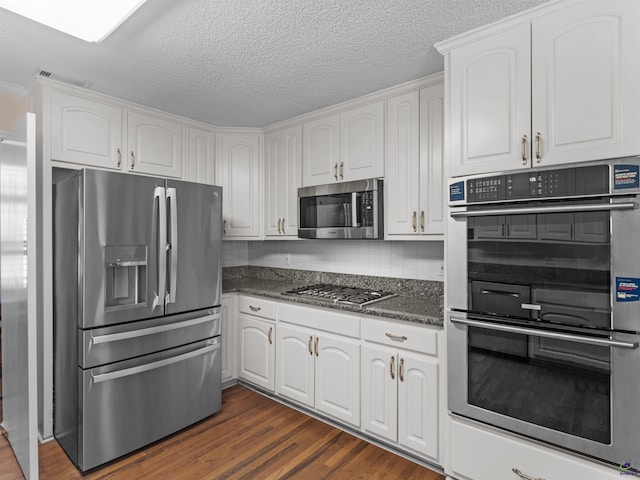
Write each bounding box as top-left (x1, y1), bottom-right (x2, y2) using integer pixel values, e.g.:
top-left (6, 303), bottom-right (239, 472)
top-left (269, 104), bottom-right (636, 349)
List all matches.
top-left (53, 169), bottom-right (223, 471)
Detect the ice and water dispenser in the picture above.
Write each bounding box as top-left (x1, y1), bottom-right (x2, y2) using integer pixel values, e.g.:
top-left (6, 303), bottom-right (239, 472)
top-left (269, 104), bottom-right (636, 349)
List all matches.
top-left (105, 245), bottom-right (147, 308)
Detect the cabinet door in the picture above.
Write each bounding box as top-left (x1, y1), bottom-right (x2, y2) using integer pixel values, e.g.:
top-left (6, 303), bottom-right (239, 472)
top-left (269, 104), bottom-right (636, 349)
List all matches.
top-left (398, 352), bottom-right (439, 461)
top-left (315, 333), bottom-right (360, 427)
top-left (340, 101), bottom-right (384, 181)
top-left (221, 295), bottom-right (236, 384)
top-left (531, 0), bottom-right (640, 166)
top-left (471, 216), bottom-right (505, 239)
top-left (50, 91), bottom-right (123, 170)
top-left (386, 91), bottom-right (420, 236)
top-left (237, 314), bottom-right (275, 392)
top-left (126, 111), bottom-right (182, 178)
top-left (574, 211), bottom-right (609, 243)
top-left (264, 125), bottom-right (301, 238)
top-left (449, 24), bottom-right (531, 176)
top-left (185, 126), bottom-right (215, 185)
top-left (419, 84), bottom-right (445, 235)
top-left (506, 215), bottom-right (537, 239)
top-left (218, 132), bottom-right (262, 238)
top-left (302, 114), bottom-right (340, 186)
top-left (537, 213), bottom-right (573, 241)
top-left (362, 346), bottom-right (398, 443)
top-left (276, 324), bottom-right (315, 408)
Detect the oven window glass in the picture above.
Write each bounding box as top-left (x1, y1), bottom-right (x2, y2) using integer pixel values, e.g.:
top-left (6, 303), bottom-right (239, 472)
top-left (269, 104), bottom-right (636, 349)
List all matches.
top-left (467, 325), bottom-right (611, 444)
top-left (467, 202), bottom-right (611, 330)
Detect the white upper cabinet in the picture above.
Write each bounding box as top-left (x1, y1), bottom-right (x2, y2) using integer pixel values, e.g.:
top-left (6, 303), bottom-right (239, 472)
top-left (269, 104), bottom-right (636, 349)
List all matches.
top-left (531, 0), bottom-right (640, 165)
top-left (50, 91), bottom-right (123, 170)
top-left (302, 101), bottom-right (384, 187)
top-left (185, 126), bottom-right (215, 185)
top-left (217, 131), bottom-right (262, 239)
top-left (302, 114), bottom-right (340, 186)
top-left (126, 111), bottom-right (183, 178)
top-left (441, 0), bottom-right (640, 177)
top-left (447, 24), bottom-right (531, 176)
top-left (340, 101), bottom-right (385, 181)
top-left (264, 125), bottom-right (302, 238)
top-left (386, 82), bottom-right (444, 238)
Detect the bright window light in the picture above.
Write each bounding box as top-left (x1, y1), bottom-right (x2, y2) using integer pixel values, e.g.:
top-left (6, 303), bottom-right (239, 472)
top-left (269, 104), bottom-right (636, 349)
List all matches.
top-left (0, 0), bottom-right (148, 43)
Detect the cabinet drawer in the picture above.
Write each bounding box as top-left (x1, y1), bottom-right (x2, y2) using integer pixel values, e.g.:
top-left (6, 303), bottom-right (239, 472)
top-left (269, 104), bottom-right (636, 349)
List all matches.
top-left (362, 319), bottom-right (438, 356)
top-left (238, 296), bottom-right (277, 320)
top-left (449, 418), bottom-right (620, 480)
top-left (278, 302), bottom-right (360, 338)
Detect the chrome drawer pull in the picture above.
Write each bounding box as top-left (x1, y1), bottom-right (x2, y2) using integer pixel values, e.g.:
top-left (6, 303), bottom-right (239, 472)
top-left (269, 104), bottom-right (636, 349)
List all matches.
top-left (512, 467), bottom-right (545, 480)
top-left (249, 305), bottom-right (261, 312)
top-left (385, 333), bottom-right (408, 341)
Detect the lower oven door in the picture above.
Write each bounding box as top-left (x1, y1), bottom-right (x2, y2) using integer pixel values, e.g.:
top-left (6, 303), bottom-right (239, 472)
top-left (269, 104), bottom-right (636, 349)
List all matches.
top-left (448, 312), bottom-right (640, 466)
top-left (78, 337), bottom-right (221, 471)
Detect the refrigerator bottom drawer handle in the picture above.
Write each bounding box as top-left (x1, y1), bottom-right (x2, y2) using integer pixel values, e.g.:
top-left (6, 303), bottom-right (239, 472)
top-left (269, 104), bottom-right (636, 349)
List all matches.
top-left (90, 342), bottom-right (219, 384)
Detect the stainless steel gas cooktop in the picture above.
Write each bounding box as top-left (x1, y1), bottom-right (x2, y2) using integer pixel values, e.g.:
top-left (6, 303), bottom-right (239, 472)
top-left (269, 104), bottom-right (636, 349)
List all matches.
top-left (282, 283), bottom-right (396, 306)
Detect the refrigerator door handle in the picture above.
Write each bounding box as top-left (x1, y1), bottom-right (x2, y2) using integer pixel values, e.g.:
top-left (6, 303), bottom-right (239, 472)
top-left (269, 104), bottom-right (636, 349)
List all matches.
top-left (154, 186), bottom-right (167, 309)
top-left (90, 340), bottom-right (219, 384)
top-left (167, 187), bottom-right (178, 304)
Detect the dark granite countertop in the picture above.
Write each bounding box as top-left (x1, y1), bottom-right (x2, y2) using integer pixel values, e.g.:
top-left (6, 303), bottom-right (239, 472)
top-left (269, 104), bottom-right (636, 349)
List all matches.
top-left (222, 266), bottom-right (443, 327)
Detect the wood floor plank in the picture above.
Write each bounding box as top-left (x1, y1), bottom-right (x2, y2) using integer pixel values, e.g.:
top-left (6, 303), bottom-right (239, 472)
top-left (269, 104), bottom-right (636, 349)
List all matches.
top-left (0, 385), bottom-right (445, 480)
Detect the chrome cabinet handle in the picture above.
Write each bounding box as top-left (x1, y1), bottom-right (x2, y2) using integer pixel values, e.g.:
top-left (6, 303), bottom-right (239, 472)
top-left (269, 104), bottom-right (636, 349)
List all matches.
top-left (130, 150), bottom-right (135, 169)
top-left (116, 147), bottom-right (122, 167)
top-left (512, 467), bottom-right (545, 480)
top-left (249, 305), bottom-right (261, 312)
top-left (420, 211), bottom-right (425, 232)
top-left (520, 134), bottom-right (527, 165)
top-left (268, 326), bottom-right (273, 345)
top-left (223, 219), bottom-right (227, 235)
top-left (281, 218), bottom-right (285, 234)
top-left (334, 163), bottom-right (338, 180)
top-left (411, 211), bottom-right (417, 232)
top-left (399, 358), bottom-right (404, 382)
top-left (385, 332), bottom-right (408, 341)
top-left (535, 132), bottom-right (542, 163)
top-left (390, 355), bottom-right (395, 380)
top-left (308, 336), bottom-right (313, 355)
top-left (276, 218), bottom-right (281, 234)
top-left (314, 336), bottom-right (319, 356)
top-left (339, 161), bottom-right (344, 180)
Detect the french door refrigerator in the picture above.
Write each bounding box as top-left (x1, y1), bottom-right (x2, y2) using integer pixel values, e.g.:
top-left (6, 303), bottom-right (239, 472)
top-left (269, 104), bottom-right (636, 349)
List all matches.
top-left (53, 169), bottom-right (223, 471)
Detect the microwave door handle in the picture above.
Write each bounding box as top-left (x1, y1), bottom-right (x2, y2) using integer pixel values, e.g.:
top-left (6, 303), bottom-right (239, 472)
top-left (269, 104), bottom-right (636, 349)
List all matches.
top-left (342, 202), bottom-right (350, 227)
top-left (451, 317), bottom-right (638, 349)
top-left (153, 186), bottom-right (167, 310)
top-left (451, 201), bottom-right (637, 218)
top-left (352, 192), bottom-right (358, 227)
top-left (167, 187), bottom-right (178, 304)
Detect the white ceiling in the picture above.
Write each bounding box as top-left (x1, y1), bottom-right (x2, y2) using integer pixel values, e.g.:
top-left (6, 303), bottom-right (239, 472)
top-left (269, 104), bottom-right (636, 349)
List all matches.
top-left (0, 0), bottom-right (550, 128)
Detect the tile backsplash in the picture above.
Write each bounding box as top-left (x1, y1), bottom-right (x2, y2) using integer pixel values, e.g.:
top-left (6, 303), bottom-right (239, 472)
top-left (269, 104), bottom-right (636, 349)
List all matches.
top-left (222, 240), bottom-right (444, 281)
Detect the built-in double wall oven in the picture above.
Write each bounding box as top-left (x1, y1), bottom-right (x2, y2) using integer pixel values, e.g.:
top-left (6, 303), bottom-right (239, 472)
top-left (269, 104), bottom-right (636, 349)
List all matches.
top-left (447, 158), bottom-right (640, 467)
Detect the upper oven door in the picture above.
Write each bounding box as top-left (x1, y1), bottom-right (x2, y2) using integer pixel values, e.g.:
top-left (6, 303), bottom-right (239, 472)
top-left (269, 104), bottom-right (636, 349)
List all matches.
top-left (449, 195), bottom-right (640, 331)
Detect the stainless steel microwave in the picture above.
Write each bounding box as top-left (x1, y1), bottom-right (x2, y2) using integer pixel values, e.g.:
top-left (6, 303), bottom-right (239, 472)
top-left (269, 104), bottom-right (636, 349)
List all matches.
top-left (298, 179), bottom-right (383, 239)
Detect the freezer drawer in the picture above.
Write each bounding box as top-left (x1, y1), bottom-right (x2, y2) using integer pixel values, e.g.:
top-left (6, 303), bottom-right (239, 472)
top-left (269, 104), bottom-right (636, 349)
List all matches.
top-left (78, 338), bottom-right (221, 471)
top-left (80, 308), bottom-right (221, 368)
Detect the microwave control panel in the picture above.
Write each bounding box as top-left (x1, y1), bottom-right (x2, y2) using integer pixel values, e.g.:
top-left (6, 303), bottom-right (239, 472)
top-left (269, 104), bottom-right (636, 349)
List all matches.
top-left (361, 191), bottom-right (374, 226)
top-left (466, 165), bottom-right (609, 203)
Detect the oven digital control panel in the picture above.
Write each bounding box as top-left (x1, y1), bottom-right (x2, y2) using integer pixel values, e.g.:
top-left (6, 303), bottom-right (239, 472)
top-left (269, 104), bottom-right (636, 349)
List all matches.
top-left (465, 165), bottom-right (609, 203)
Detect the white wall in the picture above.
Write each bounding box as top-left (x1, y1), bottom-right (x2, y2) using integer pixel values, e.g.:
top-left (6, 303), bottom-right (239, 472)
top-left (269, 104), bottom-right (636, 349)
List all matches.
top-left (223, 240), bottom-right (444, 281)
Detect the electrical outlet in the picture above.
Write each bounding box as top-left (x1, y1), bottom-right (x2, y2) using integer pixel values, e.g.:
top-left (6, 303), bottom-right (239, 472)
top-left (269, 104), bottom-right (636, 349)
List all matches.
top-left (438, 263), bottom-right (444, 276)
top-left (285, 253), bottom-right (291, 265)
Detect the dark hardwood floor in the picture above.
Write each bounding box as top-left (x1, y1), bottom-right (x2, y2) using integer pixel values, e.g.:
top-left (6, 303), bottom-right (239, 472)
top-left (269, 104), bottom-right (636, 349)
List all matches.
top-left (0, 385), bottom-right (445, 479)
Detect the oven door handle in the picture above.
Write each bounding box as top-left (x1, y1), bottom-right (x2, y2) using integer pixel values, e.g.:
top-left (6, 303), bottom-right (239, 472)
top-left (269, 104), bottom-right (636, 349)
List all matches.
top-left (450, 201), bottom-right (637, 217)
top-left (451, 317), bottom-right (638, 349)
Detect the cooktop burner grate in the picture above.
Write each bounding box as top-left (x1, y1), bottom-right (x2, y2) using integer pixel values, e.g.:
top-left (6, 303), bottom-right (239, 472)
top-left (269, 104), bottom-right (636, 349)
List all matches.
top-left (282, 283), bottom-right (396, 306)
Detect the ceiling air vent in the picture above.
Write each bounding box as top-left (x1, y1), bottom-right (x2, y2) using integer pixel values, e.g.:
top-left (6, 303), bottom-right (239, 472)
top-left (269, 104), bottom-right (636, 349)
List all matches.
top-left (37, 70), bottom-right (92, 89)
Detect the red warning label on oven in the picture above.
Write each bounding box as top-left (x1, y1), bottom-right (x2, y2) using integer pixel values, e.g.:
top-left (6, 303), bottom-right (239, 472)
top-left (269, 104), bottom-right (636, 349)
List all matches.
top-left (616, 277), bottom-right (640, 302)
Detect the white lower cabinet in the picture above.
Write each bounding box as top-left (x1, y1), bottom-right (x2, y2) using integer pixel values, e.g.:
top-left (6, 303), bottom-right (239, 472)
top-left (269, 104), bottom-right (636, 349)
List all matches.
top-left (276, 304), bottom-right (361, 428)
top-left (449, 418), bottom-right (621, 480)
top-left (237, 313), bottom-right (275, 392)
top-left (362, 319), bottom-right (440, 463)
top-left (220, 295), bottom-right (237, 385)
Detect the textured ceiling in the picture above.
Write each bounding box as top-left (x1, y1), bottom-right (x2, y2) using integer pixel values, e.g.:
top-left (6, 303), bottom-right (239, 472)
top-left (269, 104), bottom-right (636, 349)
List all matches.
top-left (0, 0), bottom-right (550, 127)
